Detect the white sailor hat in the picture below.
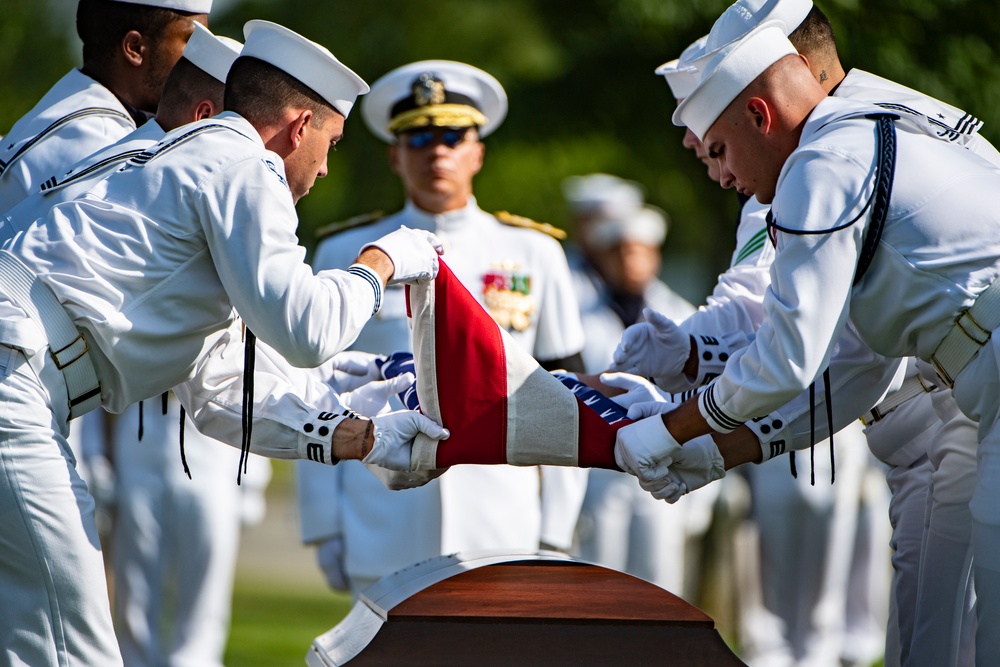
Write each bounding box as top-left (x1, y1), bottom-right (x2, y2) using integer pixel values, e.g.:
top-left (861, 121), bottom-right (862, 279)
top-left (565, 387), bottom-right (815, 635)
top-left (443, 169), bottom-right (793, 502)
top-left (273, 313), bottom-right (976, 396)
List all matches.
top-left (562, 173), bottom-right (644, 219)
top-left (674, 22), bottom-right (797, 140)
top-left (657, 0), bottom-right (810, 106)
top-left (655, 36), bottom-right (712, 101)
top-left (706, 0), bottom-right (812, 51)
top-left (361, 60), bottom-right (507, 143)
top-left (586, 205), bottom-right (669, 250)
top-left (109, 0), bottom-right (213, 13)
top-left (182, 23), bottom-right (240, 84)
top-left (240, 20), bottom-right (369, 118)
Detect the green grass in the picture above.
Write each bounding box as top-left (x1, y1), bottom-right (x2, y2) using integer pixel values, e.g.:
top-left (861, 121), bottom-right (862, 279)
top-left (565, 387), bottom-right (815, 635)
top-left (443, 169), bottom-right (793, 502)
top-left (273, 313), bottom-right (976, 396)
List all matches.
top-left (224, 580), bottom-right (352, 667)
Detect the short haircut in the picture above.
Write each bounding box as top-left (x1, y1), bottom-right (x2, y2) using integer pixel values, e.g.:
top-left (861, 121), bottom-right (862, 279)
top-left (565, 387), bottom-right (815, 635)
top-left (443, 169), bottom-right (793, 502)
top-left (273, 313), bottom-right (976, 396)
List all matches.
top-left (157, 56), bottom-right (224, 122)
top-left (224, 56), bottom-right (339, 128)
top-left (788, 6), bottom-right (838, 62)
top-left (76, 0), bottom-right (183, 68)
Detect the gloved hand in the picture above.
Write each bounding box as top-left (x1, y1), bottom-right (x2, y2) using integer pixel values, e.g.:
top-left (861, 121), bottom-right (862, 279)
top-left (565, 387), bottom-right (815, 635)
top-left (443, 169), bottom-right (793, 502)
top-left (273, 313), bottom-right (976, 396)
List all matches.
top-left (328, 350), bottom-right (385, 393)
top-left (341, 373), bottom-right (415, 418)
top-left (636, 434), bottom-right (726, 503)
top-left (364, 462), bottom-right (446, 490)
top-left (614, 414), bottom-right (683, 482)
top-left (626, 398), bottom-right (685, 420)
top-left (315, 536), bottom-right (350, 592)
top-left (610, 308), bottom-right (692, 380)
top-left (362, 410), bottom-right (450, 471)
top-left (600, 372), bottom-right (678, 410)
top-left (361, 226), bottom-right (445, 284)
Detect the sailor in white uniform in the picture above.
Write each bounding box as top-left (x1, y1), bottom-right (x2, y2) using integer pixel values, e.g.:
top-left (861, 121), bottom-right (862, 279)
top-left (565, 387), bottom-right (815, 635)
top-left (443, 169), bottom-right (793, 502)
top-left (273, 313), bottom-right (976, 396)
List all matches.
top-left (615, 23), bottom-right (1000, 667)
top-left (0, 22), bottom-right (444, 666)
top-left (614, 3), bottom-right (995, 663)
top-left (29, 26), bottom-right (272, 667)
top-left (0, 0), bottom-right (212, 212)
top-left (296, 60), bottom-right (589, 596)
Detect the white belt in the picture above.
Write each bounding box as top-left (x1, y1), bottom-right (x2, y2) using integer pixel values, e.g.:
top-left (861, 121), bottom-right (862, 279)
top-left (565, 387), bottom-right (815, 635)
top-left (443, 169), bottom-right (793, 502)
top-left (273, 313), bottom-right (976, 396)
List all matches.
top-left (931, 275), bottom-right (1000, 388)
top-left (0, 250), bottom-right (102, 418)
top-left (860, 373), bottom-right (936, 427)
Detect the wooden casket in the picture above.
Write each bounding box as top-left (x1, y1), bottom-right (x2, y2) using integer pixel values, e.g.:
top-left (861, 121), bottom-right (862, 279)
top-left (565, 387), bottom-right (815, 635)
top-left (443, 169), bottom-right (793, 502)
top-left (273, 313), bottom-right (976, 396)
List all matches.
top-left (307, 550), bottom-right (746, 666)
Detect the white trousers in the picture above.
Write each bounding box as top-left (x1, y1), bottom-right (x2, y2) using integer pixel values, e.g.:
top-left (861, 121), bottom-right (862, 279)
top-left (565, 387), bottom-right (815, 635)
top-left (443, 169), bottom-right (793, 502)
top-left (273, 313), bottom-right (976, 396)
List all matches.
top-left (910, 388), bottom-right (978, 667)
top-left (0, 344), bottom-right (121, 666)
top-left (739, 422), bottom-right (872, 667)
top-left (951, 335), bottom-right (1000, 667)
top-left (110, 398), bottom-right (247, 667)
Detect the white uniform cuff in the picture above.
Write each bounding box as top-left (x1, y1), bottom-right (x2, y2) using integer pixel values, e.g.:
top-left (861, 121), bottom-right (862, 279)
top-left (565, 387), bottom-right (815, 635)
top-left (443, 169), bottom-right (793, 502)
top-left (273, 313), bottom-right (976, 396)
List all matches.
top-left (348, 264), bottom-right (383, 315)
top-left (693, 333), bottom-right (733, 386)
top-left (698, 383), bottom-right (744, 434)
top-left (744, 411), bottom-right (792, 462)
top-left (296, 410), bottom-right (354, 465)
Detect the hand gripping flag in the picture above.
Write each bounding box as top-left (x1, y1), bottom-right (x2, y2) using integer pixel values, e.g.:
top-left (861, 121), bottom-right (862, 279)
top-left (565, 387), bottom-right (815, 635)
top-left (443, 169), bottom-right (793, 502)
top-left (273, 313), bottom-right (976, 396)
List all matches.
top-left (403, 260), bottom-right (631, 471)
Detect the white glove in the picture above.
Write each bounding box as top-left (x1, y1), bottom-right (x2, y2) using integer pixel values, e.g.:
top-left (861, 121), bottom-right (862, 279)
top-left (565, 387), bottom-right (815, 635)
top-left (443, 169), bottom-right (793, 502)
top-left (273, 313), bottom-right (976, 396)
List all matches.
top-left (364, 462), bottom-right (446, 490)
top-left (626, 399), bottom-right (684, 420)
top-left (327, 351), bottom-right (385, 392)
top-left (360, 226), bottom-right (445, 284)
top-left (610, 308), bottom-right (692, 380)
top-left (637, 435), bottom-right (726, 504)
top-left (341, 373), bottom-right (414, 418)
top-left (600, 372), bottom-right (677, 410)
top-left (363, 410), bottom-right (450, 471)
top-left (614, 415), bottom-right (683, 482)
top-left (315, 536), bottom-right (350, 592)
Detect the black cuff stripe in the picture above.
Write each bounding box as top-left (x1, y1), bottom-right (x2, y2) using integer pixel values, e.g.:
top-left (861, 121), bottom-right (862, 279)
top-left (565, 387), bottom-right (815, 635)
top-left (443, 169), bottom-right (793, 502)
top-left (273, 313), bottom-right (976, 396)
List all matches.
top-left (701, 385), bottom-right (744, 430)
top-left (349, 265), bottom-right (382, 315)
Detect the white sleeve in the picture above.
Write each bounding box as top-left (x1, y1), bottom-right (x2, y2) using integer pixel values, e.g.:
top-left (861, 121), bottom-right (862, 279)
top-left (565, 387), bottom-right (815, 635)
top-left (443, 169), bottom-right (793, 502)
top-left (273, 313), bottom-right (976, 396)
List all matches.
top-left (195, 159), bottom-right (378, 368)
top-left (173, 320), bottom-right (355, 465)
top-left (701, 147), bottom-right (871, 432)
top-left (680, 199), bottom-right (774, 340)
top-left (538, 466), bottom-right (588, 550)
top-left (747, 336), bottom-right (902, 462)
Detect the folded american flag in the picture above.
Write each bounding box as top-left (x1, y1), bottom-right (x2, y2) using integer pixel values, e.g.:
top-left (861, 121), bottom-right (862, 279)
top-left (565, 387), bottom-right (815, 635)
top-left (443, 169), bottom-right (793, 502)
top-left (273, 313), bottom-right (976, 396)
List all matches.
top-left (403, 260), bottom-right (629, 471)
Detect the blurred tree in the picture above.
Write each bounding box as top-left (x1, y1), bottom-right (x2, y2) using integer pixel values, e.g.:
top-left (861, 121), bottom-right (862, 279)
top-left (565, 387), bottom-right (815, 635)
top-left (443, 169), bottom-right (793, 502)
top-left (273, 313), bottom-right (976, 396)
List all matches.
top-left (2, 0), bottom-right (998, 299)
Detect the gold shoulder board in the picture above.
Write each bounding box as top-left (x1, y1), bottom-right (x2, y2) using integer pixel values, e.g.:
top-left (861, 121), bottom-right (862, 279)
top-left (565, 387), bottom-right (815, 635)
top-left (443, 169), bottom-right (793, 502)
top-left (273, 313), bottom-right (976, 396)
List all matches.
top-left (494, 210), bottom-right (567, 240)
top-left (315, 211), bottom-right (385, 242)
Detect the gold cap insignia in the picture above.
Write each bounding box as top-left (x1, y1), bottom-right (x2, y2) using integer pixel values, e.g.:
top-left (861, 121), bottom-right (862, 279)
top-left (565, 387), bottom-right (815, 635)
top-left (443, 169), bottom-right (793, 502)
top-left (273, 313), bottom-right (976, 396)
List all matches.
top-left (413, 73), bottom-right (447, 107)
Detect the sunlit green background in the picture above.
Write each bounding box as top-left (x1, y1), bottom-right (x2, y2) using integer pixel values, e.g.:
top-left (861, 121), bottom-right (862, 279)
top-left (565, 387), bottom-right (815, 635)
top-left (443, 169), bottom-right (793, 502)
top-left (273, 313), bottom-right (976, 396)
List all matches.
top-left (6, 0), bottom-right (998, 302)
top-left (3, 1), bottom-right (996, 664)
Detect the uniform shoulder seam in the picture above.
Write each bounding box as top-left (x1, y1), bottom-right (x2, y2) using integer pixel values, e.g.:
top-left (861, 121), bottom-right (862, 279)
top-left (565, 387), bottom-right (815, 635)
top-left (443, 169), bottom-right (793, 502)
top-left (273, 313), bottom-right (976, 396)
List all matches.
top-left (494, 210), bottom-right (567, 240)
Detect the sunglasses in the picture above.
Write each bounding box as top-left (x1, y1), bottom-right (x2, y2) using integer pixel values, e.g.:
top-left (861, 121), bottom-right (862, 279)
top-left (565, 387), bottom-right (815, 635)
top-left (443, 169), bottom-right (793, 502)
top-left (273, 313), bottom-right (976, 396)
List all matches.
top-left (401, 128), bottom-right (471, 149)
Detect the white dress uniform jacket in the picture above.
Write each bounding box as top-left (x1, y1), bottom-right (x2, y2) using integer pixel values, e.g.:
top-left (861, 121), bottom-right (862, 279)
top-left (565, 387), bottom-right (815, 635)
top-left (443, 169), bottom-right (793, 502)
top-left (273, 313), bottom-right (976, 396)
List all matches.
top-left (297, 198), bottom-right (588, 586)
top-left (1, 112), bottom-right (376, 455)
top-left (701, 96), bottom-right (1000, 429)
top-left (0, 69), bottom-right (136, 212)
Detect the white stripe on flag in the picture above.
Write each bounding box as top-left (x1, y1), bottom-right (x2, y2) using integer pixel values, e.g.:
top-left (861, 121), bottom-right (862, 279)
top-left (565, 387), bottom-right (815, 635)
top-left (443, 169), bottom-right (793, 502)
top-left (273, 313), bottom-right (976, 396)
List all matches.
top-left (504, 330), bottom-right (580, 466)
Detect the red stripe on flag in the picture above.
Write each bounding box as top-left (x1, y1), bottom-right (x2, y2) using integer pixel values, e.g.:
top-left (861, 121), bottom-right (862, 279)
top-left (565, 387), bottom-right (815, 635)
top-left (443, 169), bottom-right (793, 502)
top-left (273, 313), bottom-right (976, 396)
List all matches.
top-left (576, 396), bottom-right (631, 470)
top-left (431, 261), bottom-right (509, 468)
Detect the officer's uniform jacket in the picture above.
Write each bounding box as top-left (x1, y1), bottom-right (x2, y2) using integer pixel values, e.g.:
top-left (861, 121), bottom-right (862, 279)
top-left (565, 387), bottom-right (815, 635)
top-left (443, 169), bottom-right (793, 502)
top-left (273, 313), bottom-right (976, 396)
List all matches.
top-left (0, 69), bottom-right (136, 212)
top-left (0, 112), bottom-right (378, 462)
top-left (297, 198), bottom-right (588, 582)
